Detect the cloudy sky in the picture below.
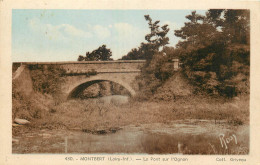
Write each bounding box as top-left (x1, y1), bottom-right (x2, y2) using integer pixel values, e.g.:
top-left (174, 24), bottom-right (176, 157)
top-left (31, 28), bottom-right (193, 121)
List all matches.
top-left (12, 10), bottom-right (206, 62)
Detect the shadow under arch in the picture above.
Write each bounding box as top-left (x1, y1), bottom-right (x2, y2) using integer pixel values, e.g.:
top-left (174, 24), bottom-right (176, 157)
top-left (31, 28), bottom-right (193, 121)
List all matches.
top-left (67, 79), bottom-right (135, 99)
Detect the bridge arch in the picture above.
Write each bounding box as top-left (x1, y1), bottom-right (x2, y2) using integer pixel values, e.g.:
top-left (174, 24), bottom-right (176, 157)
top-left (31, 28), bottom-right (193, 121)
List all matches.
top-left (67, 76), bottom-right (136, 99)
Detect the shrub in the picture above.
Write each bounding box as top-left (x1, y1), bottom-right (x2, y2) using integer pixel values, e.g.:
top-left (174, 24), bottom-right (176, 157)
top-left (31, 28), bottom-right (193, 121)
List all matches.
top-left (28, 64), bottom-right (65, 95)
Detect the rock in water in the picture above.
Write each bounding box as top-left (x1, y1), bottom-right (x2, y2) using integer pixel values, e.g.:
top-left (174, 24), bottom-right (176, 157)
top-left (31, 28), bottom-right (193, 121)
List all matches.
top-left (14, 118), bottom-right (30, 125)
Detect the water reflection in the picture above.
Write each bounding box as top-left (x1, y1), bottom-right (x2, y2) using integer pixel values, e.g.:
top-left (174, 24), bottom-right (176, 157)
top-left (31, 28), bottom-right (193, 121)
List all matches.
top-left (91, 95), bottom-right (129, 105)
top-left (12, 120), bottom-right (249, 154)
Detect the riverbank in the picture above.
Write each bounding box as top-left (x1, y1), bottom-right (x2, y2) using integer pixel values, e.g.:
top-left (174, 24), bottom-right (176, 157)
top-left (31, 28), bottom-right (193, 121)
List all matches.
top-left (13, 94), bottom-right (249, 134)
top-left (12, 77), bottom-right (249, 154)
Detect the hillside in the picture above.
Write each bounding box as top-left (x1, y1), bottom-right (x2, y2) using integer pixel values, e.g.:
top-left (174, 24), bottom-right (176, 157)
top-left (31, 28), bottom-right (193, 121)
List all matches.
top-left (153, 71), bottom-right (194, 101)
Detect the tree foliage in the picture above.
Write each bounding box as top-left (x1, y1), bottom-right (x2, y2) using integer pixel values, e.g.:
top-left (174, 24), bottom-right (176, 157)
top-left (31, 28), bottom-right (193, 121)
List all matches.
top-left (78, 45), bottom-right (113, 61)
top-left (175, 10), bottom-right (250, 97)
top-left (121, 15), bottom-right (175, 100)
top-left (134, 10), bottom-right (249, 99)
top-left (121, 48), bottom-right (145, 60)
top-left (121, 15), bottom-right (170, 61)
top-left (28, 65), bottom-right (65, 94)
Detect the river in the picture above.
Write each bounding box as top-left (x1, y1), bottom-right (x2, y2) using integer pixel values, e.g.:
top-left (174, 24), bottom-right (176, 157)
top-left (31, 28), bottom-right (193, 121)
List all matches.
top-left (12, 119), bottom-right (249, 154)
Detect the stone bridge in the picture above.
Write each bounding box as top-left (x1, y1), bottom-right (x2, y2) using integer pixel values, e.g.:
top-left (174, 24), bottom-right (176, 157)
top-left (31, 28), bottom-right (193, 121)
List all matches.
top-left (13, 59), bottom-right (179, 99)
top-left (59, 60), bottom-right (145, 98)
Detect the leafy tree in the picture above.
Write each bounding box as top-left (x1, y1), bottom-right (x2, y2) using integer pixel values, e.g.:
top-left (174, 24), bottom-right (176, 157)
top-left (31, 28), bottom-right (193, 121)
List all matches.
top-left (78, 45), bottom-right (113, 61)
top-left (175, 11), bottom-right (219, 49)
top-left (143, 15), bottom-right (170, 59)
top-left (120, 15), bottom-right (175, 100)
top-left (121, 48), bottom-right (144, 60)
top-left (175, 9), bottom-right (250, 97)
top-left (121, 15), bottom-right (170, 61)
top-left (131, 15), bottom-right (174, 100)
top-left (77, 55), bottom-right (85, 61)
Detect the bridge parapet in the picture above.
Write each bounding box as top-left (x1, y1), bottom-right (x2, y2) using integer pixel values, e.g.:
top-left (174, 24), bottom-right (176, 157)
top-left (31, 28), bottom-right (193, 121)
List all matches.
top-left (13, 59), bottom-right (181, 72)
top-left (13, 60), bottom-right (146, 74)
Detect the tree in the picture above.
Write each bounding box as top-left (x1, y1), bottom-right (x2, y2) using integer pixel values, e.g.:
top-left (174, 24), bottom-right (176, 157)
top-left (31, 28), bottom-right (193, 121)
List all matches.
top-left (141, 15), bottom-right (170, 61)
top-left (121, 48), bottom-right (144, 60)
top-left (206, 9), bottom-right (250, 44)
top-left (132, 15), bottom-right (174, 99)
top-left (175, 11), bottom-right (218, 49)
top-left (77, 45), bottom-right (113, 61)
top-left (77, 55), bottom-right (85, 61)
top-left (174, 9), bottom-right (250, 97)
top-left (120, 15), bottom-right (170, 61)
top-left (144, 15), bottom-right (170, 51)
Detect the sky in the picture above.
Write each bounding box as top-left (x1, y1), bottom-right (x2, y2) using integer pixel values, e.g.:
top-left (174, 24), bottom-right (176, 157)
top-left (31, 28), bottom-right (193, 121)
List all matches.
top-left (12, 10), bottom-right (206, 62)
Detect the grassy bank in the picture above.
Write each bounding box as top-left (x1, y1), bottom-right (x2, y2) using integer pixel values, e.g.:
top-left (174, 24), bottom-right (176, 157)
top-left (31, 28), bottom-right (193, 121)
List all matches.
top-left (12, 86), bottom-right (249, 154)
top-left (12, 65), bottom-right (249, 134)
top-left (13, 93), bottom-right (249, 134)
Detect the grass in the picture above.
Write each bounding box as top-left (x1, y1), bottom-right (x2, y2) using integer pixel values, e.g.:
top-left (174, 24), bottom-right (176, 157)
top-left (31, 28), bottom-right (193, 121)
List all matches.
top-left (12, 93), bottom-right (249, 154)
top-left (12, 81), bottom-right (250, 154)
top-left (12, 66), bottom-right (249, 132)
top-left (13, 93), bottom-right (248, 133)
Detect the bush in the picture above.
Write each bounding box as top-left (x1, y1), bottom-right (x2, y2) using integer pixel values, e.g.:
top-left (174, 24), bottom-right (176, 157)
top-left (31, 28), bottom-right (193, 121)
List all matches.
top-left (28, 64), bottom-right (65, 95)
top-left (12, 82), bottom-right (54, 121)
top-left (180, 43), bottom-right (249, 97)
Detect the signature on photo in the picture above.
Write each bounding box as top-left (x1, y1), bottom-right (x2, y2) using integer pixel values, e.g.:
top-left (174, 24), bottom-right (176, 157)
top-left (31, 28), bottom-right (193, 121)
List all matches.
top-left (219, 134), bottom-right (237, 149)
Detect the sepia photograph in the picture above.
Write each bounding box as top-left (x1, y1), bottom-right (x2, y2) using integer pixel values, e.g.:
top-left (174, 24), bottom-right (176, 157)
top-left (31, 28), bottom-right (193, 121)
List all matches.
top-left (11, 9), bottom-right (250, 155)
